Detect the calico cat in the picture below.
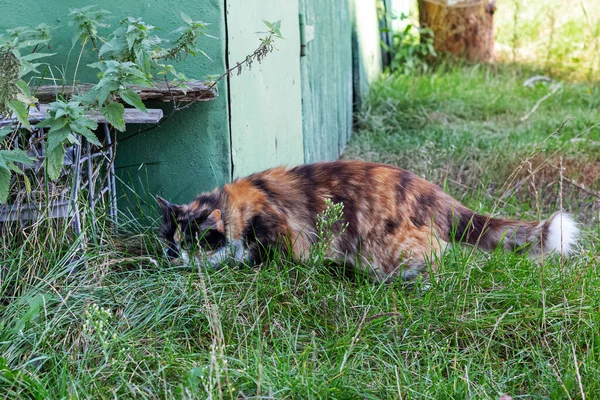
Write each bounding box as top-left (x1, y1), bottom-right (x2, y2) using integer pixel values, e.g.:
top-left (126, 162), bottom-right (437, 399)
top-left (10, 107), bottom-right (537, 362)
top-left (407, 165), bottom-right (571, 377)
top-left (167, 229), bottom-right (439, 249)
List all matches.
top-left (158, 160), bottom-right (578, 282)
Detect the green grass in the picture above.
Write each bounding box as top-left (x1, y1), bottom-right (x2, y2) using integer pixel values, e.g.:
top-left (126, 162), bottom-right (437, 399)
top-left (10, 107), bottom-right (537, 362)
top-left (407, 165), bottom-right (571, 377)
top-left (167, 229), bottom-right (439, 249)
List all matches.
top-left (494, 0), bottom-right (600, 81)
top-left (400, 0), bottom-right (600, 80)
top-left (2, 64), bottom-right (600, 399)
top-left (346, 64), bottom-right (600, 221)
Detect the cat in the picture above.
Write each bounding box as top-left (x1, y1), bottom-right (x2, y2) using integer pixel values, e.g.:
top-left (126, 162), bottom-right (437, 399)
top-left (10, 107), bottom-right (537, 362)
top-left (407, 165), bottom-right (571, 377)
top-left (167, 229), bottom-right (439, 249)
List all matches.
top-left (157, 160), bottom-right (578, 282)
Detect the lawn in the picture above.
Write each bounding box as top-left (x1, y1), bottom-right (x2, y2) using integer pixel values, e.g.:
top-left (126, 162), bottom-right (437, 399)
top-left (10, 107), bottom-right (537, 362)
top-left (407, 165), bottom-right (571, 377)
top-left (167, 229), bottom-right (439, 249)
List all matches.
top-left (2, 62), bottom-right (599, 399)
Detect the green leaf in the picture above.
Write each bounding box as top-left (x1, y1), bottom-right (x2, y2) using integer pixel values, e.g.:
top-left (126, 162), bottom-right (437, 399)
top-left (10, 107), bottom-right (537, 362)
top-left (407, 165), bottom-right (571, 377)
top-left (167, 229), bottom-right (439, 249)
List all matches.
top-left (0, 155), bottom-right (8, 171)
top-left (0, 149), bottom-right (35, 165)
top-left (134, 46), bottom-right (152, 75)
top-left (77, 128), bottom-right (101, 146)
top-left (8, 164), bottom-right (31, 193)
top-left (46, 127), bottom-right (71, 153)
top-left (121, 63), bottom-right (152, 86)
top-left (45, 144), bottom-right (65, 180)
top-left (0, 126), bottom-right (13, 142)
top-left (118, 88), bottom-right (147, 112)
top-left (6, 159), bottom-right (32, 194)
top-left (13, 294), bottom-right (51, 333)
top-left (94, 81), bottom-right (119, 106)
top-left (101, 102), bottom-right (125, 131)
top-left (16, 39), bottom-right (50, 49)
top-left (99, 38), bottom-right (126, 57)
top-left (88, 61), bottom-right (107, 70)
top-left (0, 166), bottom-right (10, 203)
top-left (54, 107), bottom-right (68, 119)
top-left (37, 115), bottom-right (68, 131)
top-left (70, 120), bottom-right (100, 146)
top-left (69, 116), bottom-right (97, 133)
top-left (18, 60), bottom-right (42, 77)
top-left (263, 20), bottom-right (283, 39)
top-left (8, 162), bottom-right (25, 175)
top-left (16, 79), bottom-right (32, 98)
top-left (20, 52), bottom-right (55, 61)
top-left (6, 100), bottom-right (31, 130)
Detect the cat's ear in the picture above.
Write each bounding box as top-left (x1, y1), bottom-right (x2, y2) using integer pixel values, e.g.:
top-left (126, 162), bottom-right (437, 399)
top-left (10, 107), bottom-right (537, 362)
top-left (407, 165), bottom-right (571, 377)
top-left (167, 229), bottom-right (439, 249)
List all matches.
top-left (157, 196), bottom-right (172, 210)
top-left (157, 196), bottom-right (180, 220)
top-left (206, 209), bottom-right (224, 233)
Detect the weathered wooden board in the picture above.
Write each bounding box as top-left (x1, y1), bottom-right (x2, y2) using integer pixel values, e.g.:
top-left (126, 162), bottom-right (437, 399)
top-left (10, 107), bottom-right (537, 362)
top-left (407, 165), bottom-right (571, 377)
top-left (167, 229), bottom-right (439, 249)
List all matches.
top-left (299, 0), bottom-right (353, 163)
top-left (0, 105), bottom-right (163, 127)
top-left (226, 0), bottom-right (305, 177)
top-left (0, 200), bottom-right (72, 222)
top-left (351, 0), bottom-right (384, 107)
top-left (34, 81), bottom-right (217, 103)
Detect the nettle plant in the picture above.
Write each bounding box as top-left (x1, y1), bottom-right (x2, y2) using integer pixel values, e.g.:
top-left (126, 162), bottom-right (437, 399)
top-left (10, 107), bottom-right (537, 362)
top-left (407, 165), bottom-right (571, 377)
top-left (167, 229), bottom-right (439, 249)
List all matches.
top-left (0, 6), bottom-right (281, 203)
top-left (382, 13), bottom-right (436, 75)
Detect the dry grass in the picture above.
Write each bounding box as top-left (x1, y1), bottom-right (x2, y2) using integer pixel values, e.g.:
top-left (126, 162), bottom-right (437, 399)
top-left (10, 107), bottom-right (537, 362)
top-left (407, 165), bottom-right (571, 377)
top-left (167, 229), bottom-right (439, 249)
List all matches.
top-left (495, 0), bottom-right (600, 80)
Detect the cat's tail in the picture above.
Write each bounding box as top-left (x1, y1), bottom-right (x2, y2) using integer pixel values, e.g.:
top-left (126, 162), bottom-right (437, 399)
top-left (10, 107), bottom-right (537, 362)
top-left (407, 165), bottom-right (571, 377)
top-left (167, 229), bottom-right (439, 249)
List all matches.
top-left (448, 205), bottom-right (579, 256)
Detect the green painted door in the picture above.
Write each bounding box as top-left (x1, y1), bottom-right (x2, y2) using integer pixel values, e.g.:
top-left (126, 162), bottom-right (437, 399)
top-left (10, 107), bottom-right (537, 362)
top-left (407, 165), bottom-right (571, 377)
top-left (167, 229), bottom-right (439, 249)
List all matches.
top-left (226, 0), bottom-right (305, 178)
top-left (299, 0), bottom-right (353, 163)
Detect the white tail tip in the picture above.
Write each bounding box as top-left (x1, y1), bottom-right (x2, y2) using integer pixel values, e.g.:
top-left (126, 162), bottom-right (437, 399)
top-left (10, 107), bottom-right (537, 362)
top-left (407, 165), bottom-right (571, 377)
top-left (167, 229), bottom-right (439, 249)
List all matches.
top-left (545, 213), bottom-right (579, 256)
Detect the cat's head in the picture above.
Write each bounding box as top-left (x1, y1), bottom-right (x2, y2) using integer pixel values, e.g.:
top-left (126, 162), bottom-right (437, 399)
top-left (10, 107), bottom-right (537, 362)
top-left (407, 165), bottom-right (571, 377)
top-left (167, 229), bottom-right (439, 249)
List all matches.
top-left (157, 195), bottom-right (227, 261)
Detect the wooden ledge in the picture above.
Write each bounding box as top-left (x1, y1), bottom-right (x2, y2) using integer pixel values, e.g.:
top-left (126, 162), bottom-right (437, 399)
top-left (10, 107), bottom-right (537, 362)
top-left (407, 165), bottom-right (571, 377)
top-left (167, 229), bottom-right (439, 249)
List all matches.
top-left (34, 80), bottom-right (218, 104)
top-left (0, 105), bottom-right (163, 127)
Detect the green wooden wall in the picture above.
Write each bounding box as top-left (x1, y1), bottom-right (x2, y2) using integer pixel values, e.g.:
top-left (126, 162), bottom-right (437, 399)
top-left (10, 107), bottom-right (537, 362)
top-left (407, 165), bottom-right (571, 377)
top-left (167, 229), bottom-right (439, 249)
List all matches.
top-left (299, 0), bottom-right (382, 162)
top-left (299, 0), bottom-right (353, 163)
top-left (351, 0), bottom-right (384, 107)
top-left (226, 0), bottom-right (305, 178)
top-left (1, 0), bottom-right (385, 220)
top-left (0, 0), bottom-right (231, 213)
top-left (114, 0), bottom-right (231, 208)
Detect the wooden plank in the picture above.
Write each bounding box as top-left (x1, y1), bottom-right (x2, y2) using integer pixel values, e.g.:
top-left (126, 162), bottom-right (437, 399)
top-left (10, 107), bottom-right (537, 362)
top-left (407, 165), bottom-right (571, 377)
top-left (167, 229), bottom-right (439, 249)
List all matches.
top-left (299, 0), bottom-right (353, 162)
top-left (0, 105), bottom-right (163, 127)
top-left (33, 80), bottom-right (217, 103)
top-left (351, 0), bottom-right (383, 107)
top-left (0, 200), bottom-right (72, 222)
top-left (227, 0), bottom-right (305, 177)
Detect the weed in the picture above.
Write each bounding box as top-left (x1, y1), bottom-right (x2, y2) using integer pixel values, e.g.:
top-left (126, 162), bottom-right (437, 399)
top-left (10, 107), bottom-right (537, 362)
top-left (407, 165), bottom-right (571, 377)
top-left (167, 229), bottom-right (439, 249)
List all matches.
top-left (382, 13), bottom-right (436, 75)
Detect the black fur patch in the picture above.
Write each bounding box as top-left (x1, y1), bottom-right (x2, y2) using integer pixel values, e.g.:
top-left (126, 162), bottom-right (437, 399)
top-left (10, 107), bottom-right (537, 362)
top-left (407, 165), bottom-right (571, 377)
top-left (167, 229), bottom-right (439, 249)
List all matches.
top-left (385, 218), bottom-right (399, 234)
top-left (181, 216), bottom-right (226, 251)
top-left (250, 178), bottom-right (297, 212)
top-left (396, 170), bottom-right (413, 205)
top-left (159, 206), bottom-right (180, 259)
top-left (242, 212), bottom-right (284, 264)
top-left (251, 178), bottom-right (278, 200)
top-left (243, 213), bottom-right (278, 245)
top-left (322, 164), bottom-right (362, 250)
top-left (291, 163), bottom-right (317, 183)
top-left (331, 191), bottom-right (359, 254)
top-left (449, 208), bottom-right (491, 245)
top-left (200, 229), bottom-right (227, 250)
top-left (195, 192), bottom-right (223, 210)
top-left (291, 164), bottom-right (320, 222)
top-left (410, 191), bottom-right (437, 228)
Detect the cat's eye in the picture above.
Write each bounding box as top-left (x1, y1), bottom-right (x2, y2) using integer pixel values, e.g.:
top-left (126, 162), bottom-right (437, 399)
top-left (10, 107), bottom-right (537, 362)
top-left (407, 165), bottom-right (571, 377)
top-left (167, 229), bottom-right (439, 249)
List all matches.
top-left (199, 230), bottom-right (213, 241)
top-left (166, 246), bottom-right (179, 259)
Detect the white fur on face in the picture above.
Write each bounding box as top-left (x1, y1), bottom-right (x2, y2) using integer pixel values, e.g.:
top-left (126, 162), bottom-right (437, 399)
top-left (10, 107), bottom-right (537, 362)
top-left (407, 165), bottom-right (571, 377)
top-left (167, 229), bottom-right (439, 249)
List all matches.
top-left (179, 239), bottom-right (250, 270)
